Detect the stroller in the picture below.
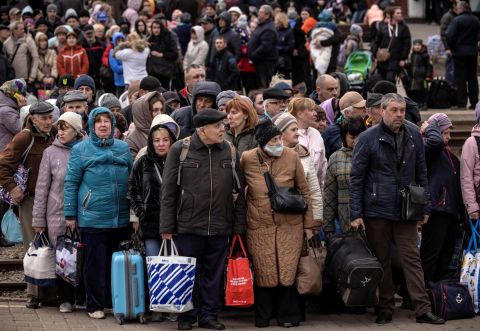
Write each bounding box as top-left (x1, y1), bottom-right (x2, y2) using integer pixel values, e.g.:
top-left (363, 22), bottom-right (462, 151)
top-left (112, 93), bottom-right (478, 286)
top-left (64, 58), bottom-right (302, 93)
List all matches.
top-left (343, 51), bottom-right (372, 93)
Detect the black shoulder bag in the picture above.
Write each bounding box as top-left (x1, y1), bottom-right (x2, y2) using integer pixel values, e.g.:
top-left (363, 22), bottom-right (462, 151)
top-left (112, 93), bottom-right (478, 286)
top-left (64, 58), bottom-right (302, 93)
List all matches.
top-left (384, 137), bottom-right (426, 221)
top-left (257, 150), bottom-right (308, 214)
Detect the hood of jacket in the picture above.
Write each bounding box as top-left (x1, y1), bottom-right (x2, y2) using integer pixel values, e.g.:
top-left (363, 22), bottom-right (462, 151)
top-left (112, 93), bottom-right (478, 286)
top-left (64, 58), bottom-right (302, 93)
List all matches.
top-left (217, 11), bottom-right (232, 29)
top-left (113, 32), bottom-right (126, 47)
top-left (88, 107), bottom-right (116, 147)
top-left (128, 0), bottom-right (142, 11)
top-left (192, 81), bottom-right (221, 114)
top-left (132, 91), bottom-right (160, 134)
top-left (191, 25), bottom-right (205, 44)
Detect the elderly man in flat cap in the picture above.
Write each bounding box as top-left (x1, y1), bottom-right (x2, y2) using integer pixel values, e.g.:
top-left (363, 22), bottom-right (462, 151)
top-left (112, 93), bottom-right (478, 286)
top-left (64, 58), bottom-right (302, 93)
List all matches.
top-left (161, 108), bottom-right (246, 331)
top-left (0, 101), bottom-right (55, 309)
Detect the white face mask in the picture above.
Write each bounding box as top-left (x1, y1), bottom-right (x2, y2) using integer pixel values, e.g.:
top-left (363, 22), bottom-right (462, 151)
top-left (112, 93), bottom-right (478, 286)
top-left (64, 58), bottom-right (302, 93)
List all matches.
top-left (264, 143), bottom-right (284, 157)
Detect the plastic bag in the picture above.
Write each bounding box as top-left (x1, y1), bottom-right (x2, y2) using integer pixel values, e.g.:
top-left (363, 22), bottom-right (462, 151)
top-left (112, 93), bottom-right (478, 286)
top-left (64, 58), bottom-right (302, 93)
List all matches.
top-left (1, 208), bottom-right (22, 243)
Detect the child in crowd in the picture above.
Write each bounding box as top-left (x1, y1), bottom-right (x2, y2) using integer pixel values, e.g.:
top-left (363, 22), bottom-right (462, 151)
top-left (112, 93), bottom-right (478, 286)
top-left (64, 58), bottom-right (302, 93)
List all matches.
top-left (404, 39), bottom-right (433, 110)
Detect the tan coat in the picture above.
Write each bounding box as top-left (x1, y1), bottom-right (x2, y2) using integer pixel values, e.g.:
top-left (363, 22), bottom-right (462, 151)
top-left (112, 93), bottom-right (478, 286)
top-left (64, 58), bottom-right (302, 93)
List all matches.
top-left (3, 35), bottom-right (39, 81)
top-left (241, 147), bottom-right (314, 288)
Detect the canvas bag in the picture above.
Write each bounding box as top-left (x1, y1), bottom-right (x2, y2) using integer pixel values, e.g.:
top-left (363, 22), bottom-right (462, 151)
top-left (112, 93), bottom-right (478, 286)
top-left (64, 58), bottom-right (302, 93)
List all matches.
top-left (225, 234), bottom-right (254, 307)
top-left (55, 228), bottom-right (84, 286)
top-left (296, 237), bottom-right (326, 295)
top-left (24, 232), bottom-right (56, 287)
top-left (459, 219), bottom-right (480, 313)
top-left (1, 208), bottom-right (22, 243)
top-left (146, 239), bottom-right (196, 313)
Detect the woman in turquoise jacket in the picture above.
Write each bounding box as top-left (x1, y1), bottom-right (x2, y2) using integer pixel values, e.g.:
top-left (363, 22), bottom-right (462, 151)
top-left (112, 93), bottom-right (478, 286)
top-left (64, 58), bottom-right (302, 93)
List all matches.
top-left (64, 107), bottom-right (132, 319)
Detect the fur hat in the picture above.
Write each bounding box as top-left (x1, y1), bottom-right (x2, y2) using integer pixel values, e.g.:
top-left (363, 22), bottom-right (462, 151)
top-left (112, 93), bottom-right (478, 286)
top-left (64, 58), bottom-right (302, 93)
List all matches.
top-left (254, 118), bottom-right (282, 148)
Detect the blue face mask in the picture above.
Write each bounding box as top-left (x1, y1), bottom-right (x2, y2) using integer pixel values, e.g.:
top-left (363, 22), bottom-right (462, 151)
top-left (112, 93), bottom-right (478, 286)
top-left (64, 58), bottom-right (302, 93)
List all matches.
top-left (264, 144), bottom-right (284, 157)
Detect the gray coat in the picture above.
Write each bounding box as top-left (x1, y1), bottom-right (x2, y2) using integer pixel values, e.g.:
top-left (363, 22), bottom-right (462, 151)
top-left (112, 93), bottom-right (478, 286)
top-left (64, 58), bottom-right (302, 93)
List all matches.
top-left (32, 138), bottom-right (73, 246)
top-left (0, 91), bottom-right (21, 151)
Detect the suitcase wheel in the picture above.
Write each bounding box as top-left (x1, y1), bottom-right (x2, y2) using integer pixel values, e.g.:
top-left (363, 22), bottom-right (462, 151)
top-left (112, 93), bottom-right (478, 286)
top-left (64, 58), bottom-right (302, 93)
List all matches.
top-left (139, 313), bottom-right (147, 324)
top-left (114, 314), bottom-right (125, 325)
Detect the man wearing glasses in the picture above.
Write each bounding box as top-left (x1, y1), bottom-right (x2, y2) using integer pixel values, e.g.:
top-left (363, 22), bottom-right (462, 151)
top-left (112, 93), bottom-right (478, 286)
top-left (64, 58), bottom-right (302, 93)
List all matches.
top-left (262, 87), bottom-right (290, 119)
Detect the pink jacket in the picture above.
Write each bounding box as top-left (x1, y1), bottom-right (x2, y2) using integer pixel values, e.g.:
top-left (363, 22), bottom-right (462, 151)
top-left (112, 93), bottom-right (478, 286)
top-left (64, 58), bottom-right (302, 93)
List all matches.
top-left (460, 126), bottom-right (480, 214)
top-left (299, 127), bottom-right (327, 190)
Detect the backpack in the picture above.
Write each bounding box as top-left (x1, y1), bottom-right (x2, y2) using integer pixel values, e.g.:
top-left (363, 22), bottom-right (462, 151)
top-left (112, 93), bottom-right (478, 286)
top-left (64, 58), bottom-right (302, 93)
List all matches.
top-left (427, 77), bottom-right (456, 109)
top-left (176, 137), bottom-right (241, 193)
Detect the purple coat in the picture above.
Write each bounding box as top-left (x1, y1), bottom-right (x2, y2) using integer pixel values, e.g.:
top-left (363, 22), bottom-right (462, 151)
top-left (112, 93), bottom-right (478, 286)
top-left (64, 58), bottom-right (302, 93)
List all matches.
top-left (0, 91), bottom-right (21, 151)
top-left (32, 138), bottom-right (72, 246)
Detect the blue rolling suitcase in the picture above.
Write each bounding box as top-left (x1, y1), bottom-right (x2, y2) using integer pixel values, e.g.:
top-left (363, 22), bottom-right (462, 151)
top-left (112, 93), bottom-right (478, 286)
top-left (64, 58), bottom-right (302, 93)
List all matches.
top-left (111, 250), bottom-right (147, 325)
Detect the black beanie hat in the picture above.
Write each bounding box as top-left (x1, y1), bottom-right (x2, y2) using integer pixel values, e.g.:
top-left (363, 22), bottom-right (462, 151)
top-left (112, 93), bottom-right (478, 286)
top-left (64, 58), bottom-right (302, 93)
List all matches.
top-left (140, 76), bottom-right (162, 91)
top-left (372, 80), bottom-right (397, 95)
top-left (254, 118), bottom-right (282, 148)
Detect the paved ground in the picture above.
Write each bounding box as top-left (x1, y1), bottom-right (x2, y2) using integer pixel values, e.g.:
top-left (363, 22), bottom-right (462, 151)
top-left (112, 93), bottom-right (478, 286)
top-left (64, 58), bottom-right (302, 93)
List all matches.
top-left (0, 300), bottom-right (478, 331)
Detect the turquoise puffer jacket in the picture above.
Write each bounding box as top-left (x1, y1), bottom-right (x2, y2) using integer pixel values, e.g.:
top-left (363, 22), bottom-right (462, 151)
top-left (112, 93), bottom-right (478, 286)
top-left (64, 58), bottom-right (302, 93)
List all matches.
top-left (64, 107), bottom-right (133, 228)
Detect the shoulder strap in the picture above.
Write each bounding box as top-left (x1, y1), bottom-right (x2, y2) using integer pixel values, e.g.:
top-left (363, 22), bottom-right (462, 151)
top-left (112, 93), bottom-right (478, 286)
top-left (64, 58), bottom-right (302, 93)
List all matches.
top-left (154, 163), bottom-right (163, 184)
top-left (9, 44), bottom-right (21, 64)
top-left (177, 136), bottom-right (191, 186)
top-left (226, 141), bottom-right (241, 193)
top-left (21, 130), bottom-right (34, 164)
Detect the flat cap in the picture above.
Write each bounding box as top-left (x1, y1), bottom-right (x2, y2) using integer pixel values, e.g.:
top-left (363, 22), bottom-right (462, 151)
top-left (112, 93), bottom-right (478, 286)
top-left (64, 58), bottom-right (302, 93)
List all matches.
top-left (63, 90), bottom-right (87, 103)
top-left (366, 93), bottom-right (383, 108)
top-left (163, 91), bottom-right (180, 103)
top-left (263, 87), bottom-right (290, 100)
top-left (193, 108), bottom-right (226, 128)
top-left (29, 101), bottom-right (54, 115)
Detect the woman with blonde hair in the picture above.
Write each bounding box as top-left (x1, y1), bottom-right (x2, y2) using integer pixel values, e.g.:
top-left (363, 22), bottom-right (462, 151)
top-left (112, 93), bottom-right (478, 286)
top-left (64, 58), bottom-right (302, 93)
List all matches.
top-left (113, 32), bottom-right (150, 87)
top-left (288, 97), bottom-right (327, 189)
top-left (275, 12), bottom-right (294, 79)
top-left (224, 97), bottom-right (259, 155)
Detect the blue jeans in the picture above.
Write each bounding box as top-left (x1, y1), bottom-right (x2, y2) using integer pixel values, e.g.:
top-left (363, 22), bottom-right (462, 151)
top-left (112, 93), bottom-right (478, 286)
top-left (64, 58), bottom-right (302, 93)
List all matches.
top-left (144, 238), bottom-right (162, 256)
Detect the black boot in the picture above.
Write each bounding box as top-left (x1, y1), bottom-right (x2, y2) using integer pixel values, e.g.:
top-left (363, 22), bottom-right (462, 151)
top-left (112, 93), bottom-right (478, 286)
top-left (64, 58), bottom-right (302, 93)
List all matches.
top-left (0, 235), bottom-right (14, 247)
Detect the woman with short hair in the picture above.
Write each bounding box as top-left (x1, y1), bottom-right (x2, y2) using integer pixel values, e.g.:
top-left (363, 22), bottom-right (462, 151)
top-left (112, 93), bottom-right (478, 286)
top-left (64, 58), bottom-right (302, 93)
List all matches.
top-left (224, 97), bottom-right (259, 155)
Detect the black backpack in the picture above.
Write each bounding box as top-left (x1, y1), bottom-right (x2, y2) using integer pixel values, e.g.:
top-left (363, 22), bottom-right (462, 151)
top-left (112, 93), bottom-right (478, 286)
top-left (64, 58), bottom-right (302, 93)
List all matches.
top-left (427, 78), bottom-right (456, 109)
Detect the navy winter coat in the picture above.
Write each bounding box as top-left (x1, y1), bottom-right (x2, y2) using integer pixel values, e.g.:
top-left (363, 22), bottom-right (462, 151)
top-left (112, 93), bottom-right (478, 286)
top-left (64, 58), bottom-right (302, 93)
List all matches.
top-left (350, 120), bottom-right (430, 221)
top-left (446, 11), bottom-right (480, 57)
top-left (424, 123), bottom-right (463, 219)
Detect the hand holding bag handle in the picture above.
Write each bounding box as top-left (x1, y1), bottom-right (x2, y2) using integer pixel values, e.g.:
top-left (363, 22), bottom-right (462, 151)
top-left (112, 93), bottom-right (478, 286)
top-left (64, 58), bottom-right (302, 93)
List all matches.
top-left (159, 239), bottom-right (179, 257)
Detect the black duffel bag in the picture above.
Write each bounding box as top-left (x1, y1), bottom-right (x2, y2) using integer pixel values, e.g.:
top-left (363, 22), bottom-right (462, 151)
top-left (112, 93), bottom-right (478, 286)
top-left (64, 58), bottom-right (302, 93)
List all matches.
top-left (326, 230), bottom-right (384, 307)
top-left (427, 279), bottom-right (475, 321)
top-left (427, 78), bottom-right (456, 109)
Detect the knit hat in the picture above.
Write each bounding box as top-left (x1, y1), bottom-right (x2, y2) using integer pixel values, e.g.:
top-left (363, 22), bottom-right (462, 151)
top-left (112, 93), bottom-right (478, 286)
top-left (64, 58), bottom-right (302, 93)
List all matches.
top-left (427, 113), bottom-right (452, 133)
top-left (54, 25), bottom-right (69, 36)
top-left (35, 17), bottom-right (49, 28)
top-left (350, 24), bottom-right (363, 36)
top-left (21, 6), bottom-right (33, 17)
top-left (476, 101), bottom-right (480, 124)
top-left (99, 93), bottom-right (121, 110)
top-left (373, 80), bottom-right (397, 95)
top-left (78, 9), bottom-right (90, 18)
top-left (254, 118), bottom-right (282, 148)
top-left (23, 18), bottom-right (35, 27)
top-left (55, 112), bottom-right (83, 134)
top-left (47, 4), bottom-right (57, 12)
top-left (74, 75), bottom-right (96, 94)
top-left (272, 112), bottom-right (297, 133)
top-left (140, 76), bottom-right (162, 92)
top-left (228, 6), bottom-right (242, 16)
top-left (216, 90), bottom-right (238, 108)
top-left (413, 39), bottom-right (423, 45)
top-left (65, 8), bottom-right (78, 20)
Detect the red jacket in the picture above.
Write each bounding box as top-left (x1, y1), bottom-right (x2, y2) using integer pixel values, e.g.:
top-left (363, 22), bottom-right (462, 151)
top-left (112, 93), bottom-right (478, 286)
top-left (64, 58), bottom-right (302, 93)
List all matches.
top-left (57, 44), bottom-right (89, 78)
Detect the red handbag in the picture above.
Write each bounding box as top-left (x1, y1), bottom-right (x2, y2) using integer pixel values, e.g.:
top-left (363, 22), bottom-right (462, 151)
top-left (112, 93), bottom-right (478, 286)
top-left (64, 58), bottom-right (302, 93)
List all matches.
top-left (225, 234), bottom-right (254, 307)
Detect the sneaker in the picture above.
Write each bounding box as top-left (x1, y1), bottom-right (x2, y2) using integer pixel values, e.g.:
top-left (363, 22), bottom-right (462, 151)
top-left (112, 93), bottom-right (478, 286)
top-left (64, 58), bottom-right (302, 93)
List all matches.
top-left (59, 302), bottom-right (73, 313)
top-left (88, 310), bottom-right (105, 319)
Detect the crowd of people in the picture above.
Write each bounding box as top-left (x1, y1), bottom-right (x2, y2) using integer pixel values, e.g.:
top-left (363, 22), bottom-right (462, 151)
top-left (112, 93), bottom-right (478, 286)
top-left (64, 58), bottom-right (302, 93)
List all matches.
top-left (0, 0), bottom-right (479, 329)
